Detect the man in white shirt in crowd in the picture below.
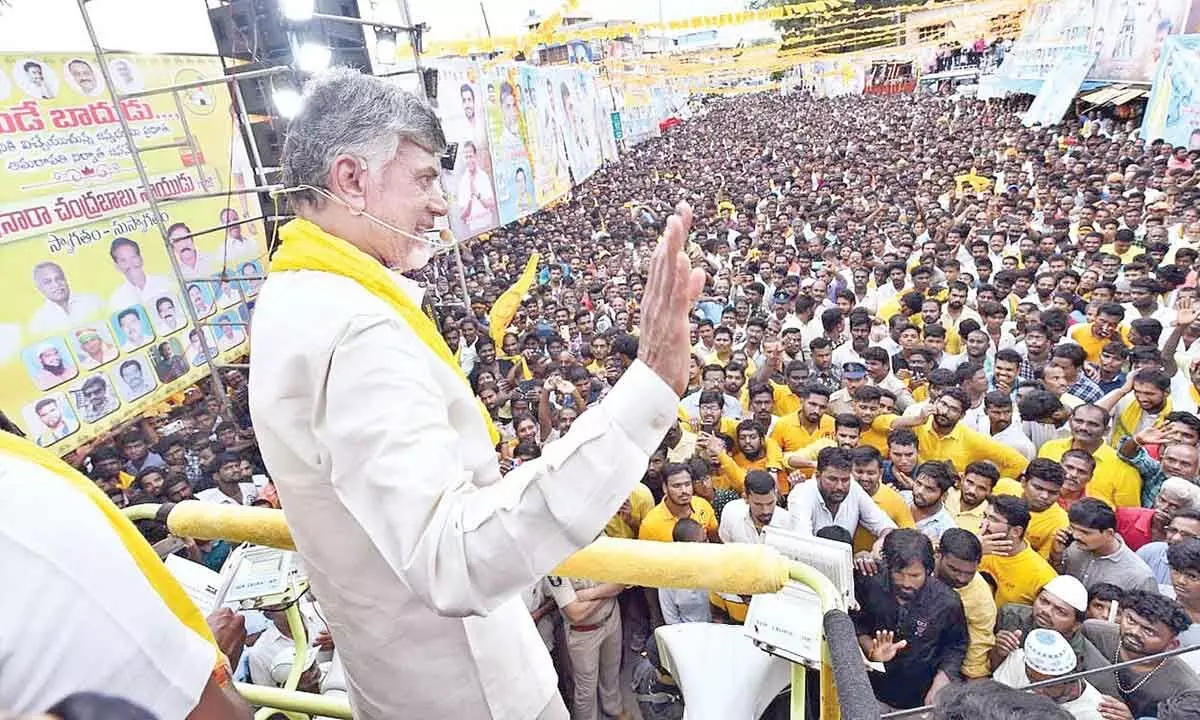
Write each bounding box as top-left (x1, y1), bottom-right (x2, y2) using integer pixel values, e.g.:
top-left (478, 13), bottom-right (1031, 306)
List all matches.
top-left (28, 261), bottom-right (102, 336)
top-left (788, 446), bottom-right (897, 540)
top-left (108, 237), bottom-right (175, 311)
top-left (196, 453), bottom-right (257, 506)
top-left (659, 518), bottom-right (713, 625)
top-left (248, 69), bottom-right (701, 720)
top-left (985, 390), bottom-right (1037, 460)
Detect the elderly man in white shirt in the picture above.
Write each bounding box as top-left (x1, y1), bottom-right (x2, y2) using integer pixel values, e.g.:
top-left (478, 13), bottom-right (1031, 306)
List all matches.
top-left (27, 261), bottom-right (103, 336)
top-left (787, 445), bottom-right (897, 540)
top-left (248, 69), bottom-right (703, 720)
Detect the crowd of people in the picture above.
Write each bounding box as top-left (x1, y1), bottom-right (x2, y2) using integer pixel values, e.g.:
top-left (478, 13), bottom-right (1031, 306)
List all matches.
top-left (23, 85), bottom-right (1200, 719)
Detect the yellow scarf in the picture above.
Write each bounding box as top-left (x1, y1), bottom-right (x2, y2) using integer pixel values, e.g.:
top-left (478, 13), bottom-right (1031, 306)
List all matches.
top-left (0, 432), bottom-right (221, 668)
top-left (1114, 396), bottom-right (1172, 444)
top-left (271, 218), bottom-right (500, 446)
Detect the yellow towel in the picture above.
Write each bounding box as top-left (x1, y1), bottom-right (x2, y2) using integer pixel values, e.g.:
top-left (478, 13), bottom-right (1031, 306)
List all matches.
top-left (272, 218), bottom-right (500, 446)
top-left (0, 431), bottom-right (221, 670)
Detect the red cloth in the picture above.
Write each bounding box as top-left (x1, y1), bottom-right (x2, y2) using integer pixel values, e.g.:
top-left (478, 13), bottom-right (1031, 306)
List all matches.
top-left (1116, 507), bottom-right (1156, 551)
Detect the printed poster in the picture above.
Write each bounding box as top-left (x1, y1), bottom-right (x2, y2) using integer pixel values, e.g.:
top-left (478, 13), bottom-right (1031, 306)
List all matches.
top-left (0, 52), bottom-right (265, 453)
top-left (434, 61), bottom-right (499, 240)
top-left (519, 65), bottom-right (571, 207)
top-left (1141, 34), bottom-right (1200, 148)
top-left (482, 64), bottom-right (537, 225)
top-left (1023, 49), bottom-right (1098, 126)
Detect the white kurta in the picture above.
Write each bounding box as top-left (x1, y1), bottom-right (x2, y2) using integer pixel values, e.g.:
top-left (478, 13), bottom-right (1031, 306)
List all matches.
top-left (248, 268), bottom-right (677, 720)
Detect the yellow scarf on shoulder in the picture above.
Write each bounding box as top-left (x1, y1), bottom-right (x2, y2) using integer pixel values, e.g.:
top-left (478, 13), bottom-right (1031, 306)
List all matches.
top-left (271, 218), bottom-right (500, 446)
top-left (1114, 395), bottom-right (1172, 445)
top-left (0, 432), bottom-right (221, 668)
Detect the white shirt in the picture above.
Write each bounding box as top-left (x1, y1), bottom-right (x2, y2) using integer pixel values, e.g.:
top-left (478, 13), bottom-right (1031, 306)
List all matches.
top-left (457, 169), bottom-right (496, 233)
top-left (0, 452), bottom-right (212, 717)
top-left (719, 499), bottom-right (791, 545)
top-left (786, 479), bottom-right (897, 538)
top-left (222, 234), bottom-right (258, 263)
top-left (248, 267), bottom-right (677, 720)
top-left (28, 294), bottom-right (103, 336)
top-left (992, 421), bottom-right (1037, 460)
top-left (196, 483), bottom-right (256, 506)
top-left (993, 650), bottom-right (1105, 719)
top-left (109, 274), bottom-right (175, 311)
top-left (178, 251), bottom-right (215, 280)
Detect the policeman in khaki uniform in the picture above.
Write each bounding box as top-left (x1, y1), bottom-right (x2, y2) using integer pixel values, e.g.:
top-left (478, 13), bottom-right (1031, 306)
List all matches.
top-left (544, 575), bottom-right (630, 720)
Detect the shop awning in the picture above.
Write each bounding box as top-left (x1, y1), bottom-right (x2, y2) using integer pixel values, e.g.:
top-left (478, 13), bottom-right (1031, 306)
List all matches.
top-left (1079, 85), bottom-right (1128, 105)
top-left (1079, 85), bottom-right (1149, 106)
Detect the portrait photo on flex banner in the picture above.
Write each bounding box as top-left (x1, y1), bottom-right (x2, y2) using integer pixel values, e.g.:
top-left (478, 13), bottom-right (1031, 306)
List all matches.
top-left (22, 337), bottom-right (80, 391)
top-left (185, 325), bottom-right (219, 367)
top-left (63, 57), bottom-right (105, 98)
top-left (69, 324), bottom-right (120, 372)
top-left (107, 57), bottom-right (143, 94)
top-left (111, 305), bottom-right (157, 353)
top-left (112, 354), bottom-right (158, 403)
top-left (152, 337), bottom-right (189, 384)
top-left (213, 273), bottom-right (245, 310)
top-left (13, 58), bottom-right (57, 100)
top-left (22, 393), bottom-right (80, 448)
top-left (185, 280), bottom-right (217, 320)
top-left (69, 373), bottom-right (121, 424)
top-left (211, 310), bottom-right (247, 352)
top-left (237, 259), bottom-right (265, 298)
top-left (150, 293), bottom-right (187, 336)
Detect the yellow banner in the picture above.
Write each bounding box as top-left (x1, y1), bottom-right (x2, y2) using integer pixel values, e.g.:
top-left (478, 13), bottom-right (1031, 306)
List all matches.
top-left (0, 52), bottom-right (266, 454)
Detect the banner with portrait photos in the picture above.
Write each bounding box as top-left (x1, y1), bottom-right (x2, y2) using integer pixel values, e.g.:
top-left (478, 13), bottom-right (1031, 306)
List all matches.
top-left (481, 65), bottom-right (538, 226)
top-left (0, 52), bottom-right (266, 453)
top-left (518, 65), bottom-right (573, 208)
top-left (548, 66), bottom-right (605, 186)
top-left (433, 61), bottom-right (501, 240)
top-left (996, 0), bottom-right (1200, 90)
top-left (1141, 34), bottom-right (1200, 149)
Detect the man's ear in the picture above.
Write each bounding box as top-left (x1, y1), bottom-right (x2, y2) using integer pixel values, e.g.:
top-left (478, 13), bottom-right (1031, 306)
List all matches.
top-left (328, 155), bottom-right (369, 211)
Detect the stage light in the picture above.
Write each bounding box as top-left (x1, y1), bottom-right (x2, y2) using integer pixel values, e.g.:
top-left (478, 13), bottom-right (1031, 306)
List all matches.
top-left (280, 0), bottom-right (314, 21)
top-left (376, 30), bottom-right (398, 63)
top-left (273, 87), bottom-right (303, 118)
top-left (295, 42), bottom-right (331, 73)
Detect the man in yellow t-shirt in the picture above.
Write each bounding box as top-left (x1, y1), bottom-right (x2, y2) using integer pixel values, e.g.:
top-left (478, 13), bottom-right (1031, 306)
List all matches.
top-left (977, 495), bottom-right (1058, 608)
top-left (604, 482), bottom-right (655, 539)
top-left (1016, 458), bottom-right (1071, 559)
top-left (770, 384), bottom-right (834, 453)
top-left (1067, 304), bottom-right (1126, 364)
top-left (1038, 405), bottom-right (1141, 509)
top-left (850, 446), bottom-right (914, 553)
top-left (944, 460), bottom-right (1024, 536)
top-left (639, 462), bottom-right (718, 543)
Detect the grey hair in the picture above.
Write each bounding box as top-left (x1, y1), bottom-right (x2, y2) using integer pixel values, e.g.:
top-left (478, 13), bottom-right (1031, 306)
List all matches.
top-left (281, 67), bottom-right (446, 208)
top-left (1161, 476), bottom-right (1200, 510)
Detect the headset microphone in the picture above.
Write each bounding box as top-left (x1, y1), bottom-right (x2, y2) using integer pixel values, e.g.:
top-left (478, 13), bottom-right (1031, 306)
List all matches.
top-left (270, 184), bottom-right (460, 257)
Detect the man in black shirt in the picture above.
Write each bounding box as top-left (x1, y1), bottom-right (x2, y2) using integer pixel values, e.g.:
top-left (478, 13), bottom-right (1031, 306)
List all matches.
top-left (853, 528), bottom-right (968, 710)
top-left (1081, 591), bottom-right (1200, 717)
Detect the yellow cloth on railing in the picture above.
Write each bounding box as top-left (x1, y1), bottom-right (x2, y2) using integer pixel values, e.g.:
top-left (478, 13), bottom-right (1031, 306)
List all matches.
top-left (0, 431), bottom-right (221, 669)
top-left (271, 218), bottom-right (500, 446)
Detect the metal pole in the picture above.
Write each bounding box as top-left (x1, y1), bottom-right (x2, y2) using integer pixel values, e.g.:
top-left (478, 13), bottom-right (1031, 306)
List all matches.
top-left (118, 65), bottom-right (292, 100)
top-left (170, 89), bottom-right (211, 192)
top-left (231, 78), bottom-right (271, 179)
top-left (75, 0), bottom-right (229, 413)
top-left (309, 12), bottom-right (416, 31)
top-left (398, 0), bottom-right (472, 307)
